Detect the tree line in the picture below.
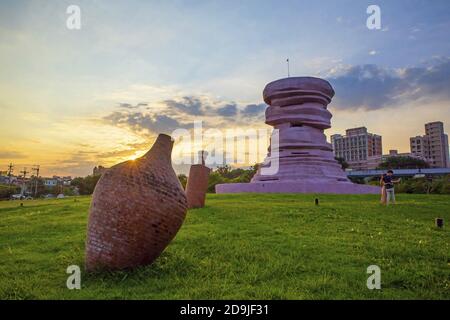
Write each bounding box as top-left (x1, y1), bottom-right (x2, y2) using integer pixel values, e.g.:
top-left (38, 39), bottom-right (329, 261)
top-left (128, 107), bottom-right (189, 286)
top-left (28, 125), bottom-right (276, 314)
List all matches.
top-left (2, 156), bottom-right (446, 199)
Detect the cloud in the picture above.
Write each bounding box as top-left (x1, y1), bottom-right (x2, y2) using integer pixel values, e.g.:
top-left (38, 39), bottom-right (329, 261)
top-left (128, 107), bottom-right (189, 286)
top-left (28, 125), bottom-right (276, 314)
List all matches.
top-left (118, 102), bottom-right (148, 109)
top-left (241, 103), bottom-right (267, 117)
top-left (126, 141), bottom-right (151, 149)
top-left (326, 58), bottom-right (450, 110)
top-left (217, 103), bottom-right (237, 117)
top-left (163, 96), bottom-right (267, 120)
top-left (103, 91), bottom-right (272, 139)
top-left (0, 151), bottom-right (27, 159)
top-left (163, 96), bottom-right (205, 115)
top-left (103, 111), bottom-right (190, 135)
top-left (96, 141), bottom-right (151, 160)
top-left (97, 149), bottom-right (137, 159)
top-left (45, 151), bottom-right (98, 177)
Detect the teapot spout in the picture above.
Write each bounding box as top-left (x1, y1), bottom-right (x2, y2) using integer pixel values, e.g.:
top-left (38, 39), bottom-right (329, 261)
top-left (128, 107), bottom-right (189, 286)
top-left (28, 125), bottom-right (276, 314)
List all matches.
top-left (143, 134), bottom-right (174, 164)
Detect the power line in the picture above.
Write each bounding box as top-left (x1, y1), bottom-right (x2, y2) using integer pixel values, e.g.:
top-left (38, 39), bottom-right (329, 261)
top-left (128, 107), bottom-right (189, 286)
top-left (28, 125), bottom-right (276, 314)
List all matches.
top-left (7, 163), bottom-right (13, 183)
top-left (7, 163), bottom-right (13, 176)
top-left (32, 165), bottom-right (40, 197)
top-left (20, 167), bottom-right (28, 179)
top-left (20, 167), bottom-right (29, 196)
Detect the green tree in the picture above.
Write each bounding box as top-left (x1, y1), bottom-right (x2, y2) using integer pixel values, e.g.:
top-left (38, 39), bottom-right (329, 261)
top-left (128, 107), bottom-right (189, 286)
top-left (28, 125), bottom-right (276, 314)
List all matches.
top-left (335, 157), bottom-right (349, 170)
top-left (377, 156), bottom-right (429, 170)
top-left (177, 174), bottom-right (187, 189)
top-left (71, 175), bottom-right (101, 195)
top-left (394, 175), bottom-right (450, 194)
top-left (0, 184), bottom-right (21, 199)
top-left (206, 163), bottom-right (260, 192)
top-left (207, 171), bottom-right (227, 193)
top-left (216, 165), bottom-right (231, 177)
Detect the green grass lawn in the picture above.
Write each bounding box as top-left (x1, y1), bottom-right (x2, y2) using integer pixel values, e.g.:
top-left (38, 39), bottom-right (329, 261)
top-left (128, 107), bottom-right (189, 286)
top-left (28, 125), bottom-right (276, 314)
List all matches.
top-left (0, 193), bottom-right (449, 299)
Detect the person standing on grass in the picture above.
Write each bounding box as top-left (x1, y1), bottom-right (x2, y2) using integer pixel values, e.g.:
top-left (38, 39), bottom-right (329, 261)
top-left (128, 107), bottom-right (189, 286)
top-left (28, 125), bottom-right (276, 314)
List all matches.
top-left (381, 170), bottom-right (401, 205)
top-left (380, 173), bottom-right (387, 205)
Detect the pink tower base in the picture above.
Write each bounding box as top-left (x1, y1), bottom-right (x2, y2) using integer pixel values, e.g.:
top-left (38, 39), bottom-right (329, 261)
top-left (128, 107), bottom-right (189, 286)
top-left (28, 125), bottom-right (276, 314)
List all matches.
top-left (215, 181), bottom-right (379, 194)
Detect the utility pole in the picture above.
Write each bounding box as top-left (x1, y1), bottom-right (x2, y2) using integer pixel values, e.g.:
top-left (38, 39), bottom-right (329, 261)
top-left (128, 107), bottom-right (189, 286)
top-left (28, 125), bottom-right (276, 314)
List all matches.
top-left (32, 165), bottom-right (40, 197)
top-left (7, 163), bottom-right (13, 189)
top-left (20, 167), bottom-right (29, 197)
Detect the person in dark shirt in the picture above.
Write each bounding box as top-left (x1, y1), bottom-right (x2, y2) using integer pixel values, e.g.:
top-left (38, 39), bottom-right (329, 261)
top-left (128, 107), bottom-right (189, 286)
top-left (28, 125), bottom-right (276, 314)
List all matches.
top-left (380, 170), bottom-right (401, 205)
top-left (383, 174), bottom-right (394, 189)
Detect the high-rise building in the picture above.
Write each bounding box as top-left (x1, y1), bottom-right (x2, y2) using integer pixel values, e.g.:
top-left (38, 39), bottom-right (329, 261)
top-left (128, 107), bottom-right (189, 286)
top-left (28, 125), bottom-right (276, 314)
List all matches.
top-left (410, 122), bottom-right (449, 168)
top-left (410, 136), bottom-right (430, 161)
top-left (331, 127), bottom-right (382, 170)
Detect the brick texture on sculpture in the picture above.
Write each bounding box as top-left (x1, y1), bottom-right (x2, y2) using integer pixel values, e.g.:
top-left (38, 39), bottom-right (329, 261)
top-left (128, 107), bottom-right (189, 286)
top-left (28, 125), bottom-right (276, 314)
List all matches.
top-left (85, 134), bottom-right (187, 271)
top-left (216, 77), bottom-right (379, 194)
top-left (186, 151), bottom-right (211, 209)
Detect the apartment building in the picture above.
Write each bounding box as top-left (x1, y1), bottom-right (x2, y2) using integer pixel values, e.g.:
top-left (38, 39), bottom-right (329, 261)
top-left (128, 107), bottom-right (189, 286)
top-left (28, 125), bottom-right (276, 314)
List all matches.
top-left (410, 121), bottom-right (449, 168)
top-left (331, 127), bottom-right (383, 170)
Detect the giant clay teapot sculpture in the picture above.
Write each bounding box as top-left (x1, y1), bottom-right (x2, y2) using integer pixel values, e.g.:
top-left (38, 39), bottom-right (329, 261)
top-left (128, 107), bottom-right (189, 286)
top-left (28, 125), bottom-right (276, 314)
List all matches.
top-left (85, 134), bottom-right (187, 271)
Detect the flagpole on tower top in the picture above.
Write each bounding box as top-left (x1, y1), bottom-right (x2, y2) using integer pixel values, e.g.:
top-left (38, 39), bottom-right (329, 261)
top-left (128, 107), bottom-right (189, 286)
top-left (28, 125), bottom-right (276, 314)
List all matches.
top-left (286, 58), bottom-right (290, 77)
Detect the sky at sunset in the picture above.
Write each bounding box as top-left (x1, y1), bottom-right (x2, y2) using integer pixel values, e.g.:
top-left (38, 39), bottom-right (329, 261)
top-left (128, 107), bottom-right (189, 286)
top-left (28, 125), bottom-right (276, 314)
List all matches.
top-left (1, 0), bottom-right (449, 177)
